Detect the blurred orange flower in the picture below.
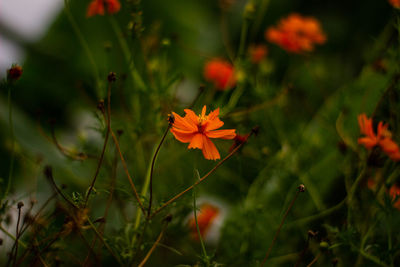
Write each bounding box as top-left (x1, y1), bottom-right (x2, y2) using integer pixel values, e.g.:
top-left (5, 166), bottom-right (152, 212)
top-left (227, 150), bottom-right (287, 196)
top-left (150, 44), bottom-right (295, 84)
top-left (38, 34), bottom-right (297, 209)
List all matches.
top-left (204, 59), bottom-right (236, 90)
top-left (358, 113), bottom-right (400, 161)
top-left (87, 0), bottom-right (121, 17)
top-left (188, 203), bottom-right (220, 240)
top-left (7, 65), bottom-right (23, 81)
top-left (248, 44), bottom-right (268, 64)
top-left (389, 184), bottom-right (400, 210)
top-left (389, 0), bottom-right (400, 8)
top-left (170, 106), bottom-right (236, 160)
top-left (265, 13), bottom-right (326, 53)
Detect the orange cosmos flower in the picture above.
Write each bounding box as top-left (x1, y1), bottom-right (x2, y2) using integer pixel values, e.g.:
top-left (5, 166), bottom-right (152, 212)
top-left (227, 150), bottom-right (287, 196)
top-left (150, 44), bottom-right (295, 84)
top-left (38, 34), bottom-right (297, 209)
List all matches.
top-left (389, 184), bottom-right (400, 210)
top-left (188, 203), bottom-right (220, 240)
top-left (265, 13), bottom-right (326, 53)
top-left (389, 0), bottom-right (400, 8)
top-left (358, 113), bottom-right (400, 161)
top-left (204, 59), bottom-right (236, 90)
top-left (248, 44), bottom-right (268, 64)
top-left (170, 105), bottom-right (236, 160)
top-left (87, 0), bottom-right (121, 17)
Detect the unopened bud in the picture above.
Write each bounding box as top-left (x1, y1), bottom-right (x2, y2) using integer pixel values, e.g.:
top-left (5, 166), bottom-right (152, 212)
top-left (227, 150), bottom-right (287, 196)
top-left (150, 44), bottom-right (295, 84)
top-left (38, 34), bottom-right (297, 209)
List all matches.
top-left (168, 113), bottom-right (175, 125)
top-left (164, 214), bottom-right (173, 223)
top-left (107, 72), bottom-right (117, 82)
top-left (17, 201), bottom-right (24, 209)
top-left (298, 184), bottom-right (305, 192)
top-left (7, 65), bottom-right (23, 82)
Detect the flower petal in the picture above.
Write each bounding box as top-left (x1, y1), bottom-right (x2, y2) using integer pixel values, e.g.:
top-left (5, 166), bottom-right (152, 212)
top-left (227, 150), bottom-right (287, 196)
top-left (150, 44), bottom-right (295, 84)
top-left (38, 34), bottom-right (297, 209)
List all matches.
top-left (201, 105), bottom-right (207, 118)
top-left (172, 112), bottom-right (197, 132)
top-left (188, 133), bottom-right (203, 149)
top-left (379, 138), bottom-right (399, 154)
top-left (205, 117), bottom-right (224, 131)
top-left (207, 108), bottom-right (220, 121)
top-left (206, 129), bottom-right (236, 139)
top-left (184, 109), bottom-right (199, 125)
top-left (201, 135), bottom-right (220, 160)
top-left (170, 128), bottom-right (195, 143)
top-left (358, 137), bottom-right (377, 149)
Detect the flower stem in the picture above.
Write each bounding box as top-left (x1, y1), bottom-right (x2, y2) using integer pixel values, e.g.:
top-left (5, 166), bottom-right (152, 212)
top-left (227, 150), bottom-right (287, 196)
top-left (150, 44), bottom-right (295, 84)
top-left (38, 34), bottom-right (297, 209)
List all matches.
top-left (2, 86), bottom-right (15, 205)
top-left (108, 16), bottom-right (146, 92)
top-left (138, 219), bottom-right (170, 267)
top-left (0, 225), bottom-right (26, 248)
top-left (84, 81), bottom-right (113, 207)
top-left (110, 128), bottom-right (146, 215)
top-left (260, 185), bottom-right (305, 267)
top-left (64, 0), bottom-right (102, 98)
top-left (147, 123), bottom-right (172, 217)
top-left (149, 128), bottom-right (256, 219)
top-left (193, 186), bottom-right (210, 266)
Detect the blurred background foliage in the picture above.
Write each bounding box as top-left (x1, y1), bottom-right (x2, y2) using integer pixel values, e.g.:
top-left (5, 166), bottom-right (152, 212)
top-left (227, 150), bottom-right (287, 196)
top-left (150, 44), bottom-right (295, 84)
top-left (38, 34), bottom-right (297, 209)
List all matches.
top-left (1, 0), bottom-right (400, 266)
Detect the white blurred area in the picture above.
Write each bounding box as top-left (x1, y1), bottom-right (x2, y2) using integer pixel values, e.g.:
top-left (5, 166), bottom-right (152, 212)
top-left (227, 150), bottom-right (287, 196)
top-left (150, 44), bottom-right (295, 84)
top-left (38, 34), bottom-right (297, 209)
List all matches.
top-left (0, 0), bottom-right (64, 76)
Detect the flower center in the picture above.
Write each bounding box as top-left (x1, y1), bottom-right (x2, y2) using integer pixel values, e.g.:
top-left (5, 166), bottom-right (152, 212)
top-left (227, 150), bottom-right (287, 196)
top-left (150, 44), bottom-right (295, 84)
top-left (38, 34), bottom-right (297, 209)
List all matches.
top-left (197, 114), bottom-right (208, 133)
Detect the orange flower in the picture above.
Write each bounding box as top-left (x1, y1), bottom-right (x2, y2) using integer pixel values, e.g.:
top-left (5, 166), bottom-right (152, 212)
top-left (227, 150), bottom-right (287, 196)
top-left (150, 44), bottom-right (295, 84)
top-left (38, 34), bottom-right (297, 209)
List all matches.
top-left (87, 0), bottom-right (121, 17)
top-left (170, 106), bottom-right (236, 160)
top-left (248, 44), bottom-right (268, 64)
top-left (265, 13), bottom-right (326, 53)
top-left (358, 113), bottom-right (400, 161)
top-left (389, 184), bottom-right (400, 210)
top-left (389, 0), bottom-right (400, 8)
top-left (204, 59), bottom-right (236, 90)
top-left (188, 203), bottom-right (219, 240)
top-left (7, 65), bottom-right (23, 82)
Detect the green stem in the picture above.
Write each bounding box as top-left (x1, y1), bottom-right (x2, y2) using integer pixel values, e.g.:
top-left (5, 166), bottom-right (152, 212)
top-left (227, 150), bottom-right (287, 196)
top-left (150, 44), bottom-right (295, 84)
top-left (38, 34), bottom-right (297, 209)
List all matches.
top-left (0, 225), bottom-right (26, 248)
top-left (249, 0), bottom-right (270, 41)
top-left (193, 184), bottom-right (209, 266)
top-left (131, 143), bottom-right (158, 247)
top-left (237, 17), bottom-right (249, 59)
top-left (87, 218), bottom-right (122, 265)
top-left (108, 16), bottom-right (146, 92)
top-left (224, 84), bottom-right (245, 113)
top-left (64, 0), bottom-right (102, 98)
top-left (3, 86), bottom-right (15, 203)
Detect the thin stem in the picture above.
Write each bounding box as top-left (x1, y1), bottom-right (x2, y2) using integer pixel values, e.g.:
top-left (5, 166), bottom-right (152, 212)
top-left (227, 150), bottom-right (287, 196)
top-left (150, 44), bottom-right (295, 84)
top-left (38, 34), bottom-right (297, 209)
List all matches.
top-left (12, 204), bottom-right (23, 267)
top-left (138, 221), bottom-right (169, 267)
top-left (286, 199), bottom-right (346, 227)
top-left (50, 126), bottom-right (87, 161)
top-left (220, 11), bottom-right (235, 61)
top-left (260, 185), bottom-right (305, 267)
top-left (44, 166), bottom-right (78, 209)
top-left (110, 128), bottom-right (146, 215)
top-left (249, 0), bottom-right (270, 41)
top-left (294, 234), bottom-right (311, 267)
top-left (147, 123), bottom-right (172, 217)
top-left (354, 245), bottom-right (389, 267)
top-left (237, 17), bottom-right (249, 59)
top-left (64, 0), bottom-right (102, 98)
top-left (87, 218), bottom-right (122, 265)
top-left (84, 82), bottom-right (112, 207)
top-left (0, 225), bottom-right (26, 248)
top-left (149, 129), bottom-right (255, 219)
top-left (19, 193), bottom-right (57, 237)
top-left (306, 252), bottom-right (321, 267)
top-left (225, 84), bottom-right (245, 113)
top-left (108, 16), bottom-right (146, 92)
top-left (193, 186), bottom-right (209, 266)
top-left (132, 144), bottom-right (157, 248)
top-left (3, 86), bottom-right (15, 204)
